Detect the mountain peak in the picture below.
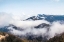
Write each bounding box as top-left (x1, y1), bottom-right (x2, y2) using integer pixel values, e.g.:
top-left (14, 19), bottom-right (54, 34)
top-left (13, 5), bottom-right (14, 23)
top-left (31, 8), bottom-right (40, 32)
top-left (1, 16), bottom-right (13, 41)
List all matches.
top-left (26, 14), bottom-right (64, 22)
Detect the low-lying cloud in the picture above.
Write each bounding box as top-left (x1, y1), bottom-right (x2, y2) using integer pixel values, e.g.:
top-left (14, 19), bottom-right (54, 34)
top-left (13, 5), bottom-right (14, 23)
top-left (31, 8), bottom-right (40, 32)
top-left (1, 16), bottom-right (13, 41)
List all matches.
top-left (50, 0), bottom-right (60, 2)
top-left (0, 12), bottom-right (12, 27)
top-left (0, 12), bottom-right (64, 40)
top-left (10, 20), bottom-right (50, 29)
top-left (9, 21), bottom-right (64, 39)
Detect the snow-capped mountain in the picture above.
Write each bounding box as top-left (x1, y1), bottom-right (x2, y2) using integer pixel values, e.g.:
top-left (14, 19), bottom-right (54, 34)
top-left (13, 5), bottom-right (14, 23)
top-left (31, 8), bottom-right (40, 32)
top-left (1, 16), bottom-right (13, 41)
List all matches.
top-left (0, 14), bottom-right (64, 33)
top-left (0, 14), bottom-right (64, 42)
top-left (26, 14), bottom-right (64, 22)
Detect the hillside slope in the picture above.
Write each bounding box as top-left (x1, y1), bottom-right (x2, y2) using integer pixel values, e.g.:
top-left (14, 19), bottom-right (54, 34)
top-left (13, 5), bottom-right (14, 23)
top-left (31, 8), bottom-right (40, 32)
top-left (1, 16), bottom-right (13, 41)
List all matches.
top-left (1, 32), bottom-right (64, 42)
top-left (47, 33), bottom-right (64, 42)
top-left (0, 32), bottom-right (47, 42)
top-left (0, 32), bottom-right (23, 42)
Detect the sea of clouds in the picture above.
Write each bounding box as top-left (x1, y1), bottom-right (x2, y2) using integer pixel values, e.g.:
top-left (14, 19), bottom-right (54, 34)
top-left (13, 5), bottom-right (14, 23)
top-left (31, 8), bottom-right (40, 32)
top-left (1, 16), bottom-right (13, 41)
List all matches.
top-left (0, 12), bottom-right (64, 39)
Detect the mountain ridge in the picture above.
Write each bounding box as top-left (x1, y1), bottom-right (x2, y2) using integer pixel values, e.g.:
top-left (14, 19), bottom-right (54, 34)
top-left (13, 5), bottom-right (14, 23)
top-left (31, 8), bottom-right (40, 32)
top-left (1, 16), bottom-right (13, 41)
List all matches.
top-left (26, 14), bottom-right (64, 22)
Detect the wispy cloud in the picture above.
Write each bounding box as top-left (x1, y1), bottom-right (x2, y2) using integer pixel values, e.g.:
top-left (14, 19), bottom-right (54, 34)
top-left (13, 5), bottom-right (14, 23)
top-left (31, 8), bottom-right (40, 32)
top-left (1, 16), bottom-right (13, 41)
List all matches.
top-left (50, 0), bottom-right (60, 2)
top-left (0, 12), bottom-right (12, 27)
top-left (8, 21), bottom-right (64, 40)
top-left (0, 12), bottom-right (64, 40)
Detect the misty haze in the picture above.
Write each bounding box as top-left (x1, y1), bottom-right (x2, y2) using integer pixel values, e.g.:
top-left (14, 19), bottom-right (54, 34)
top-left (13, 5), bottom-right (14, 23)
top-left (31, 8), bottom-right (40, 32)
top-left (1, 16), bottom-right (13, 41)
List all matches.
top-left (0, 0), bottom-right (64, 42)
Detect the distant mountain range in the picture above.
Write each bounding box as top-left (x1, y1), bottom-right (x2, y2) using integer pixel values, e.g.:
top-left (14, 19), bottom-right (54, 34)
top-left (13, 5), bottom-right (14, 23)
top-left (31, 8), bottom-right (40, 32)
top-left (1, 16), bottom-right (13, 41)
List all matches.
top-left (26, 14), bottom-right (64, 22)
top-left (0, 14), bottom-right (64, 36)
top-left (0, 14), bottom-right (64, 42)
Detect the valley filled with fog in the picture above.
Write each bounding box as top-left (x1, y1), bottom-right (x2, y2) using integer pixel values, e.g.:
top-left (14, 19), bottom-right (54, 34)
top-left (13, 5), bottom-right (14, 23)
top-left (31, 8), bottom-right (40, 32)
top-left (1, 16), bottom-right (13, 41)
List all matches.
top-left (0, 13), bottom-right (64, 41)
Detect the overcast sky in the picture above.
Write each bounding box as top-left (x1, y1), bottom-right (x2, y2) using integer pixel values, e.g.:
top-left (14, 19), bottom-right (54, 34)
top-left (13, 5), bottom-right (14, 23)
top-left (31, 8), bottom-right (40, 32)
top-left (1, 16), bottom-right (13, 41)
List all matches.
top-left (0, 0), bottom-right (64, 18)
